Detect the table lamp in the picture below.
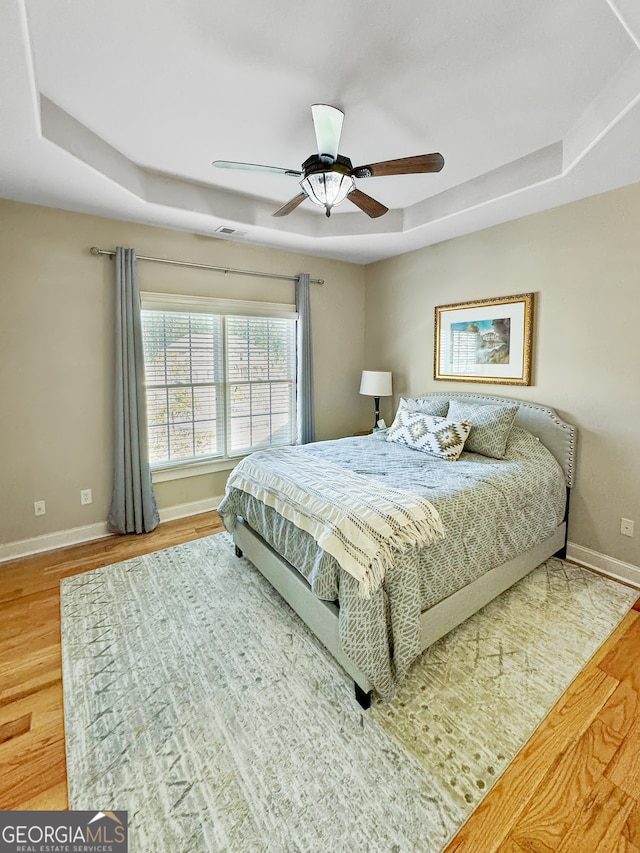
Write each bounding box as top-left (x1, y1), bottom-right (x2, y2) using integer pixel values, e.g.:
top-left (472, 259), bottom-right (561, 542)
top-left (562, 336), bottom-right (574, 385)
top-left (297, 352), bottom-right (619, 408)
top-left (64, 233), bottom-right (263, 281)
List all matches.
top-left (359, 370), bottom-right (393, 429)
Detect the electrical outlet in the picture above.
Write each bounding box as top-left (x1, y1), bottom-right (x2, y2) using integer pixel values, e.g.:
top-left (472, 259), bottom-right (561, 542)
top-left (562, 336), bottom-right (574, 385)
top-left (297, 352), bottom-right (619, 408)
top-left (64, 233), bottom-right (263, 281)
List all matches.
top-left (80, 489), bottom-right (92, 505)
top-left (621, 518), bottom-right (635, 537)
top-left (34, 500), bottom-right (46, 516)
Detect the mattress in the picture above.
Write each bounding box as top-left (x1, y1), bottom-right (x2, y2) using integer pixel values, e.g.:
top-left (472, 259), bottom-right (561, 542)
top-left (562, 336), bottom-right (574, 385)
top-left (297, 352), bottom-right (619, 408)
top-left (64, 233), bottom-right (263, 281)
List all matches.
top-left (218, 426), bottom-right (566, 698)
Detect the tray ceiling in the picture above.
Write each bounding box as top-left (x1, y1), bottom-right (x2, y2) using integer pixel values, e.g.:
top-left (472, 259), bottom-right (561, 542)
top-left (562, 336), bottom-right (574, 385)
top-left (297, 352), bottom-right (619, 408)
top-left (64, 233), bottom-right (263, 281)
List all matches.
top-left (2, 0), bottom-right (640, 263)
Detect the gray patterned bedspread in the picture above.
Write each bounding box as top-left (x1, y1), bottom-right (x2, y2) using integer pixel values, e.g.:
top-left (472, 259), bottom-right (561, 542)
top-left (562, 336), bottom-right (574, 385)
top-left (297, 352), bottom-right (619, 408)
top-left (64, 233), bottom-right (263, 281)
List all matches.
top-left (218, 427), bottom-right (566, 699)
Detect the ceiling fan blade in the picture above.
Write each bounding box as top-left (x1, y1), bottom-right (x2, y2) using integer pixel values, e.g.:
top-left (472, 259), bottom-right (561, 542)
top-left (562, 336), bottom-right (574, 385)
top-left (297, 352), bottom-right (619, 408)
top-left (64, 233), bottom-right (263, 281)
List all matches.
top-left (272, 193), bottom-right (308, 217)
top-left (311, 104), bottom-right (344, 163)
top-left (347, 189), bottom-right (389, 218)
top-left (351, 153), bottom-right (444, 178)
top-left (213, 160), bottom-right (302, 177)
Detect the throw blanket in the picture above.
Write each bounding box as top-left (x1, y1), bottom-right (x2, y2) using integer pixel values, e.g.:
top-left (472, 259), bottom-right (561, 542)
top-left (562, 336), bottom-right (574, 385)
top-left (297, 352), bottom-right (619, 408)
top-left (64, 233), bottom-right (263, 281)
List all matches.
top-left (221, 447), bottom-right (445, 598)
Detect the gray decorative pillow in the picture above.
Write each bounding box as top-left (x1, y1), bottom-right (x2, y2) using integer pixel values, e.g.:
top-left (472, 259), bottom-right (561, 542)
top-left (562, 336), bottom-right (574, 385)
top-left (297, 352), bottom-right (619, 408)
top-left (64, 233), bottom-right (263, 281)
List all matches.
top-left (411, 397), bottom-right (449, 417)
top-left (446, 400), bottom-right (519, 459)
top-left (389, 397), bottom-right (449, 432)
top-left (386, 410), bottom-right (472, 461)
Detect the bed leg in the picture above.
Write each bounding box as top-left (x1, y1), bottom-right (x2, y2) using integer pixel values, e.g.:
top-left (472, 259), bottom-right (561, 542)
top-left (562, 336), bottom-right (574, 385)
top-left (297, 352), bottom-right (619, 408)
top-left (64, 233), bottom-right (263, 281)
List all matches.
top-left (234, 544), bottom-right (243, 558)
top-left (354, 683), bottom-right (372, 710)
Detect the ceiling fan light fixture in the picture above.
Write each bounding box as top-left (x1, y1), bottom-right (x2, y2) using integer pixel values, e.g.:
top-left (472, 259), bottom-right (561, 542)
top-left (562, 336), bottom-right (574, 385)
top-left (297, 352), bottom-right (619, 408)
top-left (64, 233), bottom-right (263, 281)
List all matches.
top-left (300, 171), bottom-right (355, 217)
top-left (214, 107), bottom-right (443, 221)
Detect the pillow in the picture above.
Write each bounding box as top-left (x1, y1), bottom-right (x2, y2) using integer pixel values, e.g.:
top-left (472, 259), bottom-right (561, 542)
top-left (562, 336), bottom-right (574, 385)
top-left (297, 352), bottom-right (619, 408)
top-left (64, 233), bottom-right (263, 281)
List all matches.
top-left (410, 396), bottom-right (449, 417)
top-left (389, 396), bottom-right (449, 431)
top-left (446, 400), bottom-right (519, 459)
top-left (386, 410), bottom-right (472, 461)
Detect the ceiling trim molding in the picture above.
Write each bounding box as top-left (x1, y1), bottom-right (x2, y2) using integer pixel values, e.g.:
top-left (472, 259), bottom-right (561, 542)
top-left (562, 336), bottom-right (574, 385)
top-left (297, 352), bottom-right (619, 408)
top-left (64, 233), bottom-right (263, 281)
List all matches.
top-left (41, 32), bottom-right (640, 244)
top-left (8, 0), bottom-right (639, 263)
top-left (564, 51), bottom-right (640, 172)
top-left (605, 0), bottom-right (640, 51)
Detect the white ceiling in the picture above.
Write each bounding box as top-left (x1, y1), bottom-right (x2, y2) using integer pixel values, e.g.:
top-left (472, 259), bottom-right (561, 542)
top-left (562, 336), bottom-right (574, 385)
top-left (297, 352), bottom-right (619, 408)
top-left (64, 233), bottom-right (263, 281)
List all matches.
top-left (2, 0), bottom-right (640, 264)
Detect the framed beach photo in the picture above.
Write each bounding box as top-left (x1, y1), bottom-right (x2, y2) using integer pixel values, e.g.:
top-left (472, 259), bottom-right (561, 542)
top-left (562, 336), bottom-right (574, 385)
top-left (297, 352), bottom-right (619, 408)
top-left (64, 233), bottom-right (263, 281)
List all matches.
top-left (434, 293), bottom-right (534, 385)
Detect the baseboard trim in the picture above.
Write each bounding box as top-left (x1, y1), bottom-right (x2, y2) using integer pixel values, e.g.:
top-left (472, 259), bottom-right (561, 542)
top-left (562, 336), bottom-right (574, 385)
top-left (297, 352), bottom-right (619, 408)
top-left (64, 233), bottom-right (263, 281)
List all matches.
top-left (0, 496), bottom-right (224, 564)
top-left (0, 522), bottom-right (111, 564)
top-left (157, 496), bottom-right (224, 523)
top-left (567, 541), bottom-right (640, 590)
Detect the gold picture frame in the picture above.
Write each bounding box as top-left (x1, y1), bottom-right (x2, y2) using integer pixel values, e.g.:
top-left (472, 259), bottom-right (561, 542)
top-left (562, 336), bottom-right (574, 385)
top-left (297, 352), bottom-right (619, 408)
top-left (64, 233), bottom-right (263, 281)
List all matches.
top-left (434, 292), bottom-right (534, 385)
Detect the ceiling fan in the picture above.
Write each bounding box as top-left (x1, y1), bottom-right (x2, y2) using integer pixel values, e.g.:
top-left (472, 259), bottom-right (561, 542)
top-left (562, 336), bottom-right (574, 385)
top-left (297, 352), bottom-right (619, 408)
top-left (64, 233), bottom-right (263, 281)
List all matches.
top-left (213, 104), bottom-right (444, 219)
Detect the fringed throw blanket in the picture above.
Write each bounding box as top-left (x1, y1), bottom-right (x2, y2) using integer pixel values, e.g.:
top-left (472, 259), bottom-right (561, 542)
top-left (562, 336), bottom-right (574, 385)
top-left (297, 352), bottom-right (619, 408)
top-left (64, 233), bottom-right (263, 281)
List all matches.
top-left (221, 447), bottom-right (445, 597)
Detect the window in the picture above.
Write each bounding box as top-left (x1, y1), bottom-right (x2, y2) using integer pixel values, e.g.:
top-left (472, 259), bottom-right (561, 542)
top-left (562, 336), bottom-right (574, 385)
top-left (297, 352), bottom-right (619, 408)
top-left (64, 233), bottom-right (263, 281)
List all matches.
top-left (140, 294), bottom-right (297, 468)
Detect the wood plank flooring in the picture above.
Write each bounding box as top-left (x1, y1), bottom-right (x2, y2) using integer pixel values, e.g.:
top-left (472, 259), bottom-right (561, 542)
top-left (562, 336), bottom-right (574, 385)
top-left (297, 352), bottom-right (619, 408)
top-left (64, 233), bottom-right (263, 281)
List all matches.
top-left (1, 515), bottom-right (639, 851)
top-left (0, 512), bottom-right (223, 811)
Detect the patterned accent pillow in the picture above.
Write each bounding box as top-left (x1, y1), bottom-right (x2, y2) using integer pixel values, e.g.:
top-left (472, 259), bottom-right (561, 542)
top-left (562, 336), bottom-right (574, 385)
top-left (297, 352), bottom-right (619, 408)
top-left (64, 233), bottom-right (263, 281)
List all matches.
top-left (408, 396), bottom-right (449, 417)
top-left (386, 410), bottom-right (472, 461)
top-left (388, 397), bottom-right (449, 432)
top-left (447, 400), bottom-right (519, 459)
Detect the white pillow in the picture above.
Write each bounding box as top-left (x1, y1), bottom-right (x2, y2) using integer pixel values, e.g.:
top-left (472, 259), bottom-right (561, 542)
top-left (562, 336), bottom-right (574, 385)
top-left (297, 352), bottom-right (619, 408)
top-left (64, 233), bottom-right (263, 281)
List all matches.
top-left (386, 410), bottom-right (472, 461)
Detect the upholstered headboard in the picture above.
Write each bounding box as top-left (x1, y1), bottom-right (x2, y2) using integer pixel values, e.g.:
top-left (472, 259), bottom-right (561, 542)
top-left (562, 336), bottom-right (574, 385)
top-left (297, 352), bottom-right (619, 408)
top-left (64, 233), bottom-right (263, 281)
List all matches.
top-left (415, 392), bottom-right (577, 487)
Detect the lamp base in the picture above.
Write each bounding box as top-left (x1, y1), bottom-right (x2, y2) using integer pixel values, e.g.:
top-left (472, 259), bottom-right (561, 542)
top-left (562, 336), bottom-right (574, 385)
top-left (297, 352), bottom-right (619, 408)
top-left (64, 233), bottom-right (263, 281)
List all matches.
top-left (373, 396), bottom-right (381, 430)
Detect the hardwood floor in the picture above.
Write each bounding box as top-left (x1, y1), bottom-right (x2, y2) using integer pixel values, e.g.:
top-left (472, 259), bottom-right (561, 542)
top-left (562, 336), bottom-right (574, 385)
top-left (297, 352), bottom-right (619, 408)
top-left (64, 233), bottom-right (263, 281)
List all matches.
top-left (0, 512), bottom-right (224, 811)
top-left (1, 516), bottom-right (639, 852)
top-left (444, 605), bottom-right (640, 852)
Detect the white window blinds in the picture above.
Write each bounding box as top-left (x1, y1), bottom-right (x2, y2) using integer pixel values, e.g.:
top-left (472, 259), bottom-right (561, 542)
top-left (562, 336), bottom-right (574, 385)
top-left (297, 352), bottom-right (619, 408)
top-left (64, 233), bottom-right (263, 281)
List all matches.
top-left (226, 316), bottom-right (297, 455)
top-left (141, 300), bottom-right (297, 466)
top-left (142, 310), bottom-right (224, 464)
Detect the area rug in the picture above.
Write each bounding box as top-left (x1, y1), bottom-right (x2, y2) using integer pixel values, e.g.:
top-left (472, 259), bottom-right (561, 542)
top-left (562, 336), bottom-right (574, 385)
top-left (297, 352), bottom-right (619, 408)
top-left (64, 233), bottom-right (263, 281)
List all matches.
top-left (61, 533), bottom-right (637, 852)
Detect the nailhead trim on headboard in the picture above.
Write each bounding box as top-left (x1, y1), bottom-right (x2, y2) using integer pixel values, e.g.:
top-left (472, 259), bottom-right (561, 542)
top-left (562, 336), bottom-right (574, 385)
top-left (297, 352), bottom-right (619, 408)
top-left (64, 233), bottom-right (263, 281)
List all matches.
top-left (415, 392), bottom-right (577, 487)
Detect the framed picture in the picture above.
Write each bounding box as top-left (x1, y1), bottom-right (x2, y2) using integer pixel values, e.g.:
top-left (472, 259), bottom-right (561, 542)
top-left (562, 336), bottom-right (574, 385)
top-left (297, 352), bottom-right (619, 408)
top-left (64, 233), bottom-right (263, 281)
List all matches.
top-left (434, 293), bottom-right (534, 385)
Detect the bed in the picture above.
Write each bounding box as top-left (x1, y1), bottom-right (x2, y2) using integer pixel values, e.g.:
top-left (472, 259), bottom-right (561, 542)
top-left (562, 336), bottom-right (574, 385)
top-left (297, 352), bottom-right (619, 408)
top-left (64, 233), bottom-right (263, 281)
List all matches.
top-left (217, 392), bottom-right (576, 707)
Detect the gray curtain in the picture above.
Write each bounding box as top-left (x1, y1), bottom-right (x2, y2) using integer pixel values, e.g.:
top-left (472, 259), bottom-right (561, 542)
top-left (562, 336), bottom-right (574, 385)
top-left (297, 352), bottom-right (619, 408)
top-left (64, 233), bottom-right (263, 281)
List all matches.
top-left (107, 247), bottom-right (160, 534)
top-left (295, 273), bottom-right (316, 444)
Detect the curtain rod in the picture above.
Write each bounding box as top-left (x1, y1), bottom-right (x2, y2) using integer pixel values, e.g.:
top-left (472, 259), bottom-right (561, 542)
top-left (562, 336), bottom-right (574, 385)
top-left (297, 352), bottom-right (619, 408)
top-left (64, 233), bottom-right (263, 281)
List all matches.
top-left (89, 247), bottom-right (324, 285)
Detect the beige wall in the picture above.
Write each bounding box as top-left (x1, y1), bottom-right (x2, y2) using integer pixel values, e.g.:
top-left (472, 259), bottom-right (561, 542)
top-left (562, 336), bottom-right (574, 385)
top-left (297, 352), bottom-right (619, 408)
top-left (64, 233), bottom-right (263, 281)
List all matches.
top-left (0, 199), bottom-right (367, 545)
top-left (4, 184), bottom-right (640, 566)
top-left (365, 181), bottom-right (640, 567)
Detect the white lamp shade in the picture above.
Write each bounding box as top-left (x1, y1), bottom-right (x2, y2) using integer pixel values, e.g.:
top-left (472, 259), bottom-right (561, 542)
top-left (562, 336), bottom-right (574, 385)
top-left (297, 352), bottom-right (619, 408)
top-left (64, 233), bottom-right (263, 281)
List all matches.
top-left (359, 370), bottom-right (393, 397)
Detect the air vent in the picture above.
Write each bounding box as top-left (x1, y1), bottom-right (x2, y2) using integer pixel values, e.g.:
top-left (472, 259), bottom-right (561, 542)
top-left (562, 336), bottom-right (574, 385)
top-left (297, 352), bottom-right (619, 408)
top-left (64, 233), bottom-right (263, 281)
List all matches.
top-left (215, 226), bottom-right (247, 238)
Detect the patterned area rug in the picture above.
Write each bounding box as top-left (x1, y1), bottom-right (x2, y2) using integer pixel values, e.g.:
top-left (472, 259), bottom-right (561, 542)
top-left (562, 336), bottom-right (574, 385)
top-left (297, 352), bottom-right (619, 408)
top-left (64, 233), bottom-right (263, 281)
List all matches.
top-left (61, 533), bottom-right (637, 852)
